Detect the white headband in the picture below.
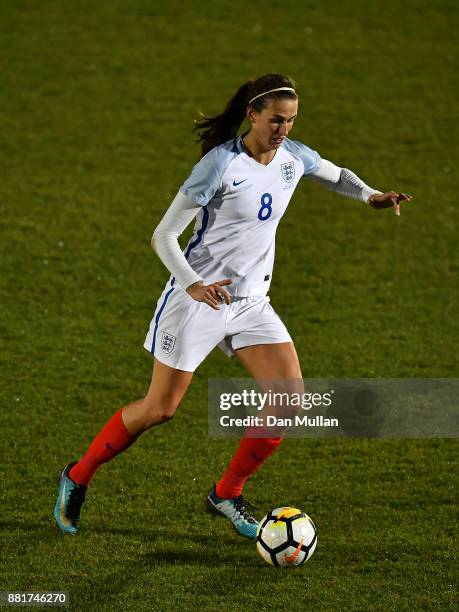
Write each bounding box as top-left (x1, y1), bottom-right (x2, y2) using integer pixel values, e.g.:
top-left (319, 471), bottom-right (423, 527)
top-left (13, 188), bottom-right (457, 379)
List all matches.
top-left (248, 87), bottom-right (296, 105)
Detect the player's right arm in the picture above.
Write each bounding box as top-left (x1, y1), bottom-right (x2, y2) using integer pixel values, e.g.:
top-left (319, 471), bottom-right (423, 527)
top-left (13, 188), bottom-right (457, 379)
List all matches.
top-left (151, 191), bottom-right (232, 310)
top-left (152, 146), bottom-right (237, 308)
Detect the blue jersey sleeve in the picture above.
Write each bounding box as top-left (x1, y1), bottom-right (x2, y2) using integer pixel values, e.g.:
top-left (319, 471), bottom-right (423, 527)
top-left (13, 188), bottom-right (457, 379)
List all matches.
top-left (180, 144), bottom-right (237, 206)
top-left (283, 139), bottom-right (321, 176)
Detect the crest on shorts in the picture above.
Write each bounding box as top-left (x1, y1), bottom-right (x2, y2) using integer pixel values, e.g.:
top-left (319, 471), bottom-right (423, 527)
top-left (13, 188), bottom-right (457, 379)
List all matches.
top-left (281, 162), bottom-right (295, 183)
top-left (161, 331), bottom-right (176, 354)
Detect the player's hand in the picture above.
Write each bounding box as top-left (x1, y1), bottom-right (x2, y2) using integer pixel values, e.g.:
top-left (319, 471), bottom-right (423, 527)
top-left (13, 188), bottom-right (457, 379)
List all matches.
top-left (186, 279), bottom-right (232, 310)
top-left (368, 192), bottom-right (412, 216)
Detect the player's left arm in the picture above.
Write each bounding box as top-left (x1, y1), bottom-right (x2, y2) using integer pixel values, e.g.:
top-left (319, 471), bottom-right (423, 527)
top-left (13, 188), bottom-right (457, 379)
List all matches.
top-left (310, 159), bottom-right (412, 216)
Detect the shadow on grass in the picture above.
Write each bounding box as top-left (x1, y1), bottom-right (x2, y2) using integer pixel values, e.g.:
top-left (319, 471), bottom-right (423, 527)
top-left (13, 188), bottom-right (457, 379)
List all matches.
top-left (0, 519), bottom-right (157, 540)
top-left (2, 518), bottom-right (272, 607)
top-left (83, 534), bottom-right (293, 605)
top-left (0, 519), bottom-right (250, 555)
top-left (134, 545), bottom-right (245, 567)
top-left (46, 530), bottom-right (260, 607)
top-left (1, 520), bottom-right (47, 532)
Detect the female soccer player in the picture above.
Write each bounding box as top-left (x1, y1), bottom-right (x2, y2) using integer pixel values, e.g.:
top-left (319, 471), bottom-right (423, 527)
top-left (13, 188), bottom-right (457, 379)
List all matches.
top-left (54, 73), bottom-right (411, 538)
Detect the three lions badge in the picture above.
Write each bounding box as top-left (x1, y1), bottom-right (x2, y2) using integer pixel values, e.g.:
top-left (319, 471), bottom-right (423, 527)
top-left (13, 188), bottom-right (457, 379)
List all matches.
top-left (281, 162), bottom-right (295, 183)
top-left (161, 331), bottom-right (176, 354)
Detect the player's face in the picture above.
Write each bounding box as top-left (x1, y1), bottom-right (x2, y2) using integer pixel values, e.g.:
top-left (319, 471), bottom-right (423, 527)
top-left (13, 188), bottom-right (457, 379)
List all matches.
top-left (247, 98), bottom-right (298, 150)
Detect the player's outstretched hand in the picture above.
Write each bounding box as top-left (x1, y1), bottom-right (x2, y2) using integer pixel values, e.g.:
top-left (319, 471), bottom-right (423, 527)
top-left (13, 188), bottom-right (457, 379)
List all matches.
top-left (368, 192), bottom-right (412, 216)
top-left (186, 279), bottom-right (232, 310)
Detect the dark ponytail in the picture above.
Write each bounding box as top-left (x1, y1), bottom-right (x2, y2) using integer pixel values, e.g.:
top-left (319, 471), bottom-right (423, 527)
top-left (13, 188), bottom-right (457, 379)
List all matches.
top-left (193, 73), bottom-right (297, 158)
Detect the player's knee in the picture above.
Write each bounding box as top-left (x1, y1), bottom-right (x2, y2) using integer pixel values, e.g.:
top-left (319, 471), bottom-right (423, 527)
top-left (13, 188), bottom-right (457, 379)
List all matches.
top-left (274, 378), bottom-right (305, 419)
top-left (142, 393), bottom-right (181, 427)
top-left (157, 406), bottom-right (177, 423)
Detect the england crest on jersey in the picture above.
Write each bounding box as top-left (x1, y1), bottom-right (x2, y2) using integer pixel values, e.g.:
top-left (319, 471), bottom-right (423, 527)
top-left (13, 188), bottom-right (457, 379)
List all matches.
top-left (281, 161), bottom-right (295, 183)
top-left (161, 331), bottom-right (176, 354)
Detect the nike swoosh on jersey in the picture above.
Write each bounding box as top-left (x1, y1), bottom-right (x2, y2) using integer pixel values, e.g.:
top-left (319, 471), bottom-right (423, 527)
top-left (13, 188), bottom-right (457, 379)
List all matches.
top-left (233, 179), bottom-right (248, 186)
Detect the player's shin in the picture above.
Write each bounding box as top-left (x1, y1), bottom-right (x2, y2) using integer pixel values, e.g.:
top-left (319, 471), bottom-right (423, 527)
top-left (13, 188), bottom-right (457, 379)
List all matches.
top-left (216, 430), bottom-right (284, 499)
top-left (69, 409), bottom-right (138, 486)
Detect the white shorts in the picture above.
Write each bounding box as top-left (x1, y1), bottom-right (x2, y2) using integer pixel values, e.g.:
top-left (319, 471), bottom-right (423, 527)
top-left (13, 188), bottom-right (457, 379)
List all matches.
top-left (143, 281), bottom-right (292, 372)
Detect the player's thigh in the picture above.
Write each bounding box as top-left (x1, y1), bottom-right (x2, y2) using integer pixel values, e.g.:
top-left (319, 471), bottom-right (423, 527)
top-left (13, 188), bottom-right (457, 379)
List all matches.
top-left (123, 359), bottom-right (193, 432)
top-left (236, 343), bottom-right (304, 424)
top-left (235, 342), bottom-right (303, 379)
top-left (144, 358), bottom-right (193, 412)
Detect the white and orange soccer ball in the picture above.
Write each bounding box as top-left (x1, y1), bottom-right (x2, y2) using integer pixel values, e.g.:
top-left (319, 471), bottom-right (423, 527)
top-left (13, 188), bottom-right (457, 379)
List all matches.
top-left (256, 507), bottom-right (317, 567)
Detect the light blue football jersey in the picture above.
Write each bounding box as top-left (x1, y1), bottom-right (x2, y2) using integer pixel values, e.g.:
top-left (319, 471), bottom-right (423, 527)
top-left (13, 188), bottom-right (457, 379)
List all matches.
top-left (179, 135), bottom-right (321, 297)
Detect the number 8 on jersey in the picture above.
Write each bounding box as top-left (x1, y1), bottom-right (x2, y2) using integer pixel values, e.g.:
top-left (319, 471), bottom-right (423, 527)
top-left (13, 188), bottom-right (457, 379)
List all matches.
top-left (258, 193), bottom-right (273, 221)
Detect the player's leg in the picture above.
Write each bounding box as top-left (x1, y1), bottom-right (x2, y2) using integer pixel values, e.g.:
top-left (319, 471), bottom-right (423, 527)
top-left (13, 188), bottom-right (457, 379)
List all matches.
top-left (208, 342), bottom-right (303, 539)
top-left (216, 341), bottom-right (302, 495)
top-left (70, 359), bottom-right (193, 482)
top-left (54, 359), bottom-right (192, 534)
top-left (236, 341), bottom-right (302, 378)
top-left (123, 358), bottom-right (194, 432)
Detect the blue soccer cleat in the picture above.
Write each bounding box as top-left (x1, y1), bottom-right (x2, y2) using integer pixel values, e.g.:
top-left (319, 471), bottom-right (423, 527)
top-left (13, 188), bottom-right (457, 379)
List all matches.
top-left (54, 462), bottom-right (87, 534)
top-left (206, 485), bottom-right (259, 540)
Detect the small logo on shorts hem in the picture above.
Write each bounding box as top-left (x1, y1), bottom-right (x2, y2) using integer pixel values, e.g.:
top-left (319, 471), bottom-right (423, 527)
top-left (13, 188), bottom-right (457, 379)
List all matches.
top-left (161, 331), bottom-right (176, 354)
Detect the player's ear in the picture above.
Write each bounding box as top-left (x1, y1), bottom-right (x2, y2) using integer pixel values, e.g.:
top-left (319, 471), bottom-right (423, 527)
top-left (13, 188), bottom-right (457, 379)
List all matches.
top-left (246, 106), bottom-right (256, 124)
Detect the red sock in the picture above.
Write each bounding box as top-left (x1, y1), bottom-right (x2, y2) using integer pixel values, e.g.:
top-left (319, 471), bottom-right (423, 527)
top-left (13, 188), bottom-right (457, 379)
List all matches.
top-left (216, 433), bottom-right (283, 499)
top-left (69, 409), bottom-right (137, 486)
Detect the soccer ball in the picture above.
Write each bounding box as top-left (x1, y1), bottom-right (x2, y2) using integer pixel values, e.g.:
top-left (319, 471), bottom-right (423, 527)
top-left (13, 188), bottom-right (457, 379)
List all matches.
top-left (256, 507), bottom-right (317, 567)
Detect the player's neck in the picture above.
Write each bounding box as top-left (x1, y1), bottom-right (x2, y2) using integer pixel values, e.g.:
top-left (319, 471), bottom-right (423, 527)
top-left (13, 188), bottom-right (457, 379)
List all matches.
top-left (242, 134), bottom-right (276, 166)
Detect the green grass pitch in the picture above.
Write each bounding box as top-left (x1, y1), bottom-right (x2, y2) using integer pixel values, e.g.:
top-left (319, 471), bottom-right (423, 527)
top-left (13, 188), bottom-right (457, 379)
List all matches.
top-left (0, 0), bottom-right (457, 610)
